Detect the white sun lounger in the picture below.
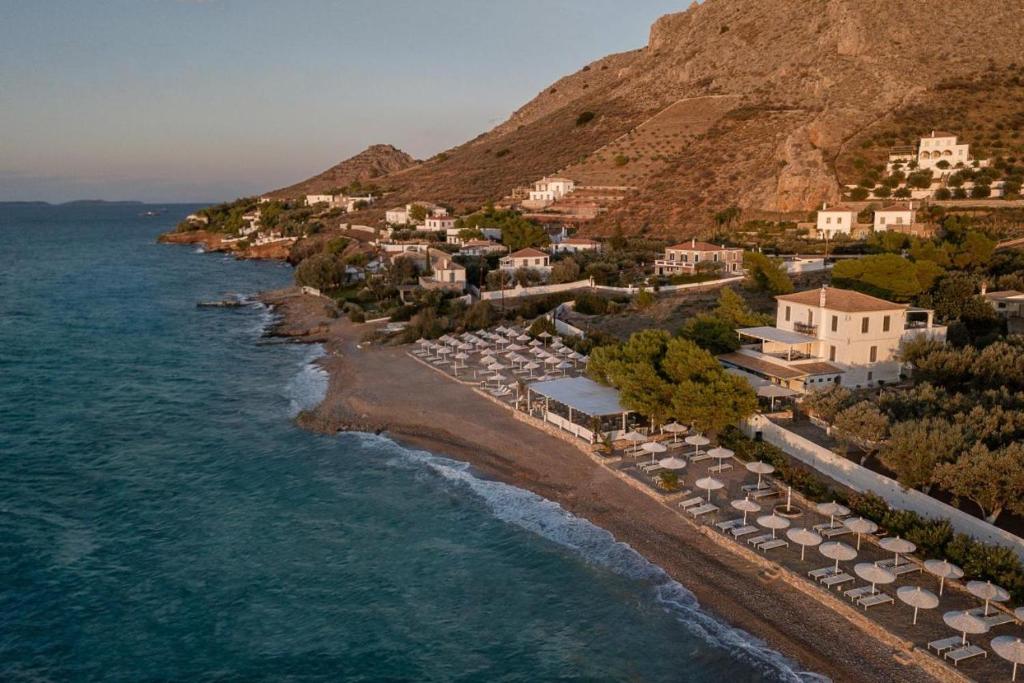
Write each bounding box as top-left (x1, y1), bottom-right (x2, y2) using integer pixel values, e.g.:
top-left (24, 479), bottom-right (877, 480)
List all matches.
top-left (730, 525), bottom-right (758, 538)
top-left (715, 518), bottom-right (744, 531)
top-left (813, 522), bottom-right (843, 532)
top-left (709, 463), bottom-right (733, 474)
top-left (857, 593), bottom-right (894, 609)
top-left (809, 566), bottom-right (839, 580)
top-left (741, 483), bottom-right (771, 493)
top-left (820, 573), bottom-right (854, 589)
top-left (929, 636), bottom-right (966, 654)
top-left (845, 586), bottom-right (877, 601)
top-left (746, 533), bottom-right (774, 547)
top-left (757, 539), bottom-right (789, 552)
top-left (945, 645), bottom-right (987, 666)
top-left (688, 504), bottom-right (718, 517)
top-left (678, 497), bottom-right (703, 509)
top-left (748, 488), bottom-right (779, 500)
top-left (690, 453), bottom-right (713, 463)
top-left (820, 526), bottom-right (852, 539)
top-left (981, 612), bottom-right (1016, 628)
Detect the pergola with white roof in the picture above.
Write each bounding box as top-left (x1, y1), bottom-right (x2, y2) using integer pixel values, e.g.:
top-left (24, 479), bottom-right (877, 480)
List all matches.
top-left (736, 326), bottom-right (818, 361)
top-left (526, 376), bottom-right (632, 442)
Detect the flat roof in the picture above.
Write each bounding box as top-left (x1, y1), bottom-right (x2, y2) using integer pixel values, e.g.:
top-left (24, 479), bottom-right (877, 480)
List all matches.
top-left (737, 326), bottom-right (818, 346)
top-left (718, 353), bottom-right (807, 380)
top-left (528, 376), bottom-right (628, 416)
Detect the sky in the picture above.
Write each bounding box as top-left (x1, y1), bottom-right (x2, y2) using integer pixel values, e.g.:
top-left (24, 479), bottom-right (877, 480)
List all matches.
top-left (0, 0), bottom-right (687, 203)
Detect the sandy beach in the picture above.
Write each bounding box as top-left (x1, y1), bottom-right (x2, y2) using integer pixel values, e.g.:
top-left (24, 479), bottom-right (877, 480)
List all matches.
top-left (262, 288), bottom-right (956, 683)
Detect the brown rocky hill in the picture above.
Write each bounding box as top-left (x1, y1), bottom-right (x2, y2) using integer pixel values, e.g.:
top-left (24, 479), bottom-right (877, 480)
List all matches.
top-left (274, 0), bottom-right (1024, 237)
top-left (269, 144), bottom-right (418, 197)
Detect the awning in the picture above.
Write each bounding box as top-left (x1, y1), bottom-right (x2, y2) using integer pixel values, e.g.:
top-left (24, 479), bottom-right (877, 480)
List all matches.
top-left (757, 384), bottom-right (799, 398)
top-left (736, 326), bottom-right (817, 346)
top-left (528, 376), bottom-right (628, 417)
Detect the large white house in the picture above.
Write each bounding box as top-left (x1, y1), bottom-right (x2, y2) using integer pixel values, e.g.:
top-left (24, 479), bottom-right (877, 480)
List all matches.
top-left (385, 202), bottom-right (447, 226)
top-left (654, 239), bottom-right (743, 276)
top-left (418, 248), bottom-right (466, 291)
top-left (720, 286), bottom-right (946, 391)
top-left (527, 177), bottom-right (575, 205)
top-left (816, 203), bottom-right (858, 239)
top-left (917, 131), bottom-right (971, 171)
top-left (304, 193), bottom-right (374, 212)
top-left (422, 215), bottom-right (457, 232)
top-left (551, 237), bottom-right (601, 254)
top-left (500, 247), bottom-right (551, 273)
top-left (873, 202), bottom-right (916, 232)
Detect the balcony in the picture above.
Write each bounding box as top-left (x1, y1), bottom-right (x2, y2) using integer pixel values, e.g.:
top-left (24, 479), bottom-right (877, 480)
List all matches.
top-left (793, 321), bottom-right (818, 335)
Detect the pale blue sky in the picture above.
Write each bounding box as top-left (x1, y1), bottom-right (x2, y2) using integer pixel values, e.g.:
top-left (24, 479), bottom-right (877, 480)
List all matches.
top-left (0, 0), bottom-right (686, 203)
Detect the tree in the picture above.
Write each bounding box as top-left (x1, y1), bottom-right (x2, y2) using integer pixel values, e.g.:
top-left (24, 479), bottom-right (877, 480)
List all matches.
top-left (501, 220), bottom-right (549, 251)
top-left (849, 187), bottom-right (870, 201)
top-left (951, 231), bottom-right (995, 270)
top-left (801, 385), bottom-right (853, 424)
top-left (678, 315), bottom-right (739, 354)
top-left (549, 257), bottom-right (581, 284)
top-left (832, 254), bottom-right (941, 301)
top-left (878, 418), bottom-right (963, 492)
top-left (743, 251), bottom-right (794, 294)
top-left (294, 252), bottom-right (346, 290)
top-left (575, 111), bottom-right (596, 126)
top-left (934, 443), bottom-right (1024, 523)
top-left (833, 401), bottom-right (889, 464)
top-left (634, 288), bottom-right (655, 309)
top-left (408, 204), bottom-right (429, 222)
top-left (934, 187), bottom-right (952, 200)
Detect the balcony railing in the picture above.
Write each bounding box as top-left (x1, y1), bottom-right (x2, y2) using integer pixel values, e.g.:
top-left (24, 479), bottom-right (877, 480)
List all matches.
top-left (793, 322), bottom-right (818, 335)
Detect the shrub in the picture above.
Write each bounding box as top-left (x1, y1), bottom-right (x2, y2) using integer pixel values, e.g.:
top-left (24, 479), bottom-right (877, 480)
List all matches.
top-left (495, 148), bottom-right (510, 158)
top-left (971, 184), bottom-right (992, 198)
top-left (575, 111), bottom-right (596, 126)
top-left (849, 187), bottom-right (869, 201)
top-left (934, 187), bottom-right (952, 200)
top-left (614, 154), bottom-right (630, 167)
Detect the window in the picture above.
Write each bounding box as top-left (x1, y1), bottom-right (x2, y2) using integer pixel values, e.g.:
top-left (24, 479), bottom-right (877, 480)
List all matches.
top-left (861, 317), bottom-right (869, 334)
top-left (868, 371), bottom-right (873, 381)
top-left (880, 217), bottom-right (886, 225)
top-left (869, 346), bottom-right (877, 362)
top-left (785, 306), bottom-right (791, 322)
top-left (896, 217), bottom-right (904, 225)
top-left (831, 315), bottom-right (838, 332)
top-left (882, 315), bottom-right (891, 332)
top-left (825, 217), bottom-right (832, 225)
top-left (837, 217), bottom-right (843, 224)
top-left (829, 345), bottom-right (836, 361)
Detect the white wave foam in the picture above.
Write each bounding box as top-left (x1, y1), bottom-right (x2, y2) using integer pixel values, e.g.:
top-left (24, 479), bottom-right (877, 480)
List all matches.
top-left (193, 246), bottom-right (205, 254)
top-left (283, 344), bottom-right (328, 416)
top-left (356, 433), bottom-right (829, 683)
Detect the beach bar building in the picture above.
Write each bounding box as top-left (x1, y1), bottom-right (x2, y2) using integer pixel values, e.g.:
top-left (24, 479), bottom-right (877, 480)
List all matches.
top-left (525, 376), bottom-right (631, 443)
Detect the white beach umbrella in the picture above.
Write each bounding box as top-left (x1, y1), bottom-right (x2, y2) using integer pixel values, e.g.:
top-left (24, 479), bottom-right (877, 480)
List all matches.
top-left (815, 500), bottom-right (850, 527)
top-left (538, 331), bottom-right (552, 340)
top-left (757, 513), bottom-right (791, 539)
top-left (659, 456), bottom-right (688, 471)
top-left (517, 333), bottom-right (531, 342)
top-left (843, 517), bottom-right (878, 550)
top-left (943, 609), bottom-right (990, 646)
top-left (819, 541), bottom-right (857, 572)
top-left (993, 636), bottom-right (1024, 681)
top-left (684, 434), bottom-right (710, 457)
top-left (662, 421), bottom-right (688, 443)
top-left (967, 580), bottom-right (1010, 616)
top-left (641, 441), bottom-right (667, 464)
top-left (854, 562), bottom-right (896, 593)
top-left (523, 361), bottom-right (540, 378)
top-left (623, 430), bottom-right (647, 456)
top-left (897, 586), bottom-right (939, 625)
top-left (695, 476), bottom-right (724, 502)
top-left (731, 497), bottom-right (761, 524)
top-left (556, 360), bottom-right (573, 374)
top-left (879, 536), bottom-right (916, 567)
top-left (453, 352), bottom-right (468, 372)
top-left (487, 372), bottom-right (505, 385)
top-left (558, 345), bottom-right (574, 356)
top-left (707, 446), bottom-right (734, 462)
top-left (744, 461), bottom-right (775, 488)
top-left (786, 527), bottom-right (823, 560)
top-left (507, 343), bottom-right (524, 352)
top-left (924, 559), bottom-right (964, 596)
top-left (544, 355), bottom-right (560, 366)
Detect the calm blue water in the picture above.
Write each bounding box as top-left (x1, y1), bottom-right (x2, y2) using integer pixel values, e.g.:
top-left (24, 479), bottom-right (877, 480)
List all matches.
top-left (0, 204), bottom-right (817, 682)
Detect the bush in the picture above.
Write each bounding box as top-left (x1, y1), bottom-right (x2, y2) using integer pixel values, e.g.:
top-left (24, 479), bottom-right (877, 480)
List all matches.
top-left (934, 187), bottom-right (952, 200)
top-left (575, 111), bottom-right (596, 126)
top-left (573, 290), bottom-right (611, 315)
top-left (347, 306), bottom-right (366, 323)
top-left (614, 154), bottom-right (630, 167)
top-left (971, 184), bottom-right (992, 199)
top-left (849, 187), bottom-right (869, 201)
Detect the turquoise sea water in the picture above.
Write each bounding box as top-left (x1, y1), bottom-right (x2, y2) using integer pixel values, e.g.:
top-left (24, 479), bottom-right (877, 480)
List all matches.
top-left (0, 204), bottom-right (819, 681)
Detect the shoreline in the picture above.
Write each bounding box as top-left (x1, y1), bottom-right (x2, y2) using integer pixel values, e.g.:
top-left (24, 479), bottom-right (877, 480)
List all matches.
top-left (261, 287), bottom-right (951, 683)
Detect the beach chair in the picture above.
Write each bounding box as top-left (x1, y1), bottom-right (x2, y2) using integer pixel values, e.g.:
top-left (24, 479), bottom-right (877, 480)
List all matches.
top-left (688, 504), bottom-right (719, 518)
top-left (929, 636), bottom-right (967, 654)
top-left (813, 522), bottom-right (843, 533)
top-left (820, 526), bottom-right (851, 539)
top-left (875, 558), bottom-right (920, 576)
top-left (746, 533), bottom-right (774, 547)
top-left (730, 525), bottom-right (758, 538)
top-left (945, 645), bottom-right (987, 666)
top-left (809, 566), bottom-right (839, 580)
top-left (715, 518), bottom-right (744, 532)
top-left (857, 593), bottom-right (894, 609)
top-left (844, 586), bottom-right (877, 602)
top-left (981, 612), bottom-right (1016, 628)
top-left (749, 488), bottom-right (779, 500)
top-left (678, 497), bottom-right (703, 510)
top-left (709, 463), bottom-right (733, 474)
top-left (690, 453), bottom-right (713, 463)
top-left (758, 539), bottom-right (789, 552)
top-left (820, 573), bottom-right (854, 589)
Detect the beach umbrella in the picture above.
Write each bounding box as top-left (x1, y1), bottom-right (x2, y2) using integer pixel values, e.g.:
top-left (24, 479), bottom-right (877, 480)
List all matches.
top-left (507, 343), bottom-right (524, 352)
top-left (707, 446), bottom-right (734, 462)
top-left (819, 541), bottom-right (857, 572)
top-left (745, 461), bottom-right (775, 489)
top-left (662, 421), bottom-right (687, 443)
top-left (854, 562), bottom-right (896, 594)
top-left (967, 580), bottom-right (1010, 616)
top-left (844, 517), bottom-right (878, 550)
top-left (786, 527), bottom-right (822, 560)
top-left (897, 585), bottom-right (939, 625)
top-left (529, 339), bottom-right (542, 347)
top-left (538, 331), bottom-right (552, 341)
top-left (695, 476), bottom-right (724, 502)
top-left (623, 431), bottom-right (647, 456)
top-left (730, 497), bottom-right (761, 525)
top-left (879, 536), bottom-right (916, 567)
top-left (558, 345), bottom-right (573, 355)
top-left (815, 500), bottom-right (850, 527)
top-left (487, 372), bottom-right (504, 385)
top-left (658, 456), bottom-right (688, 471)
top-left (684, 434), bottom-right (710, 458)
top-left (942, 610), bottom-right (990, 646)
top-left (641, 441), bottom-right (667, 464)
top-left (924, 559), bottom-right (963, 596)
top-left (556, 360), bottom-right (573, 375)
top-left (517, 333), bottom-right (531, 342)
top-left (757, 513), bottom-right (791, 538)
top-left (993, 636), bottom-right (1024, 681)
top-left (523, 361), bottom-right (540, 378)
top-left (453, 351), bottom-right (468, 373)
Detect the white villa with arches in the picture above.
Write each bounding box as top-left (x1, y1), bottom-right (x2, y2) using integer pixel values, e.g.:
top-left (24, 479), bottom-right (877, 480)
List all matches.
top-left (916, 131), bottom-right (971, 171)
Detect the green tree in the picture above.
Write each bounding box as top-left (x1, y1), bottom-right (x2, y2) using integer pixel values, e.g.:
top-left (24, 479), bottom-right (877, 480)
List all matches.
top-left (678, 315), bottom-right (739, 354)
top-left (878, 418), bottom-right (963, 492)
top-left (294, 252), bottom-right (346, 290)
top-left (408, 204), bottom-right (429, 222)
top-left (743, 251), bottom-right (794, 294)
top-left (832, 254), bottom-right (942, 301)
top-left (833, 401), bottom-right (889, 464)
top-left (801, 385), bottom-right (853, 423)
top-left (934, 443), bottom-right (1024, 523)
top-left (549, 257), bottom-right (581, 284)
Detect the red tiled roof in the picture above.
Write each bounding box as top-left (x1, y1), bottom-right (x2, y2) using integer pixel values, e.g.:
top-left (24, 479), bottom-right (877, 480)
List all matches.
top-left (508, 248), bottom-right (549, 258)
top-left (776, 287), bottom-right (906, 313)
top-left (561, 237), bottom-right (598, 245)
top-left (819, 204), bottom-right (858, 212)
top-left (666, 241), bottom-right (738, 252)
top-left (718, 353), bottom-right (806, 380)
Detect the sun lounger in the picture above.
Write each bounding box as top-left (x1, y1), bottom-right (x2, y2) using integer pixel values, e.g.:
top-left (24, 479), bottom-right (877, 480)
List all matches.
top-left (730, 525), bottom-right (758, 538)
top-left (809, 566), bottom-right (839, 580)
top-left (875, 558), bottom-right (920, 575)
top-left (929, 636), bottom-right (966, 654)
top-left (690, 453), bottom-right (713, 463)
top-left (741, 482), bottom-right (771, 493)
top-left (813, 522), bottom-right (843, 532)
top-left (678, 497), bottom-right (703, 509)
top-left (746, 533), bottom-right (774, 547)
top-left (945, 645), bottom-right (987, 666)
top-left (844, 586), bottom-right (877, 602)
top-left (688, 504), bottom-right (719, 518)
top-left (820, 526), bottom-right (851, 539)
top-left (981, 612), bottom-right (1016, 628)
top-left (757, 539), bottom-right (789, 552)
top-left (857, 592), bottom-right (894, 609)
top-left (709, 463), bottom-right (733, 474)
top-left (820, 573), bottom-right (854, 589)
top-left (639, 462), bottom-right (662, 473)
top-left (715, 518), bottom-right (744, 531)
top-left (748, 488), bottom-right (779, 500)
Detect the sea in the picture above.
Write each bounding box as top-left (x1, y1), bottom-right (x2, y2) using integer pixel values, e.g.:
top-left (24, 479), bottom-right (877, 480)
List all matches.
top-left (0, 203), bottom-right (822, 682)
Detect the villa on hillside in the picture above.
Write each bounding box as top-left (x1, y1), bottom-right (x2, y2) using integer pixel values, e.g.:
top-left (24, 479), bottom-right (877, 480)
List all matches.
top-left (916, 131), bottom-right (971, 171)
top-left (873, 202), bottom-right (916, 232)
top-left (522, 177), bottom-right (575, 209)
top-left (815, 203), bottom-right (859, 239)
top-left (423, 214), bottom-right (457, 232)
top-left (719, 286), bottom-right (946, 392)
top-left (500, 247), bottom-right (551, 274)
top-left (385, 202), bottom-right (447, 226)
top-left (551, 237), bottom-right (601, 254)
top-left (457, 240), bottom-right (507, 257)
top-left (653, 239), bottom-right (743, 276)
top-left (983, 288), bottom-right (1024, 318)
top-left (305, 193), bottom-right (375, 211)
top-left (446, 226), bottom-right (501, 245)
top-left (418, 248), bottom-right (466, 292)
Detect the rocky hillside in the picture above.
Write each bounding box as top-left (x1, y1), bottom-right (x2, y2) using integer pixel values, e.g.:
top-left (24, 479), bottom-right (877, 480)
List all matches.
top-left (269, 144), bottom-right (418, 198)
top-left (274, 0), bottom-right (1024, 237)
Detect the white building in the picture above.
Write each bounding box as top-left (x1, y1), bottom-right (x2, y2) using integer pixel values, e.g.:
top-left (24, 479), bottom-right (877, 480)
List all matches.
top-left (458, 240), bottom-right (507, 257)
top-left (873, 202), bottom-right (916, 232)
top-left (551, 237), bottom-right (601, 254)
top-left (917, 131), bottom-right (971, 171)
top-left (419, 248), bottom-right (466, 291)
top-left (445, 226), bottom-right (501, 245)
top-left (527, 177), bottom-right (575, 206)
top-left (816, 203), bottom-right (858, 239)
top-left (720, 286), bottom-right (946, 391)
top-left (304, 193), bottom-right (375, 211)
top-left (423, 215), bottom-right (457, 232)
top-left (653, 239), bottom-right (743, 275)
top-left (984, 289), bottom-right (1024, 318)
top-left (305, 194), bottom-right (335, 207)
top-left (385, 202), bottom-right (447, 226)
top-left (500, 247), bottom-right (551, 273)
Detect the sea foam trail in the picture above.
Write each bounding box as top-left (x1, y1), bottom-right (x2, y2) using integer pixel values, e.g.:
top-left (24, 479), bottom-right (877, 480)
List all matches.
top-left (283, 344), bottom-right (328, 416)
top-left (357, 433), bottom-right (830, 683)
